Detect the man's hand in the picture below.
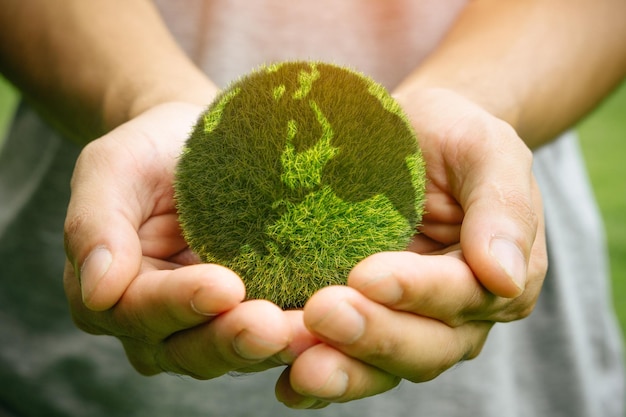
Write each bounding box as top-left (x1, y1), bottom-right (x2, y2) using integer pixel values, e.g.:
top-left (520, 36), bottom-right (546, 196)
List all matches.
top-left (275, 88), bottom-right (547, 408)
top-left (63, 102), bottom-right (319, 378)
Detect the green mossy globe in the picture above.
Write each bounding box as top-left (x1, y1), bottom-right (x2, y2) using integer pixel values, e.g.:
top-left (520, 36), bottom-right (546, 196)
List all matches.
top-left (175, 61), bottom-right (426, 309)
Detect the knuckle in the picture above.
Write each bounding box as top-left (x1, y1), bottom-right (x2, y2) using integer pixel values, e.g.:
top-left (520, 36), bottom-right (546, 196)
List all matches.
top-left (66, 303), bottom-right (110, 337)
top-left (515, 303), bottom-right (535, 320)
top-left (500, 295), bottom-right (538, 322)
top-left (120, 339), bottom-right (163, 377)
top-left (63, 204), bottom-right (97, 263)
top-left (406, 323), bottom-right (492, 383)
top-left (462, 322), bottom-right (492, 359)
top-left (407, 368), bottom-right (445, 384)
top-left (68, 311), bottom-right (101, 335)
top-left (155, 343), bottom-right (194, 377)
top-left (63, 204), bottom-right (93, 239)
top-left (497, 187), bottom-right (538, 236)
top-left (448, 286), bottom-right (499, 326)
top-left (358, 334), bottom-right (400, 366)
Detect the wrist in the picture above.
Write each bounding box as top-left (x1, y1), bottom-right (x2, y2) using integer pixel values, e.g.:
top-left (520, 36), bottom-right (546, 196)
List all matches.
top-left (102, 66), bottom-right (219, 133)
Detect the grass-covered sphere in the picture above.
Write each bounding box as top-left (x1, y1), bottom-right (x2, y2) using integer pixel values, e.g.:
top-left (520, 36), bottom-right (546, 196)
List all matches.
top-left (175, 61), bottom-right (426, 309)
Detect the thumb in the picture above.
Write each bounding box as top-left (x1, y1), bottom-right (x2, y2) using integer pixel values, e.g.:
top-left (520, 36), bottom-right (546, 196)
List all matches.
top-left (456, 126), bottom-right (542, 299)
top-left (64, 139), bottom-right (143, 311)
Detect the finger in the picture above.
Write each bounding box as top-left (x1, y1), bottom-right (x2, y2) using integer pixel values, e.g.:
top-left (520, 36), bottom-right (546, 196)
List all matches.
top-left (154, 300), bottom-right (292, 379)
top-left (275, 310), bottom-right (322, 365)
top-left (234, 310), bottom-right (322, 375)
top-left (275, 367), bottom-right (331, 410)
top-left (67, 263), bottom-right (245, 338)
top-left (463, 174), bottom-right (546, 299)
top-left (64, 133), bottom-right (153, 311)
top-left (120, 264), bottom-right (246, 337)
top-left (64, 259), bottom-right (102, 334)
top-left (349, 250), bottom-right (542, 324)
top-left (348, 251), bottom-right (495, 325)
top-left (64, 154), bottom-right (143, 312)
top-left (138, 212), bottom-right (189, 261)
top-left (449, 122), bottom-right (540, 298)
top-left (277, 344), bottom-right (400, 407)
top-left (303, 286), bottom-right (492, 384)
top-left (418, 182), bottom-right (464, 246)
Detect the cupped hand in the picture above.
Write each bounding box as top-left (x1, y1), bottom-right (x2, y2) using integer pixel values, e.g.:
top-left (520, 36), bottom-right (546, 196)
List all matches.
top-left (63, 102), bottom-right (319, 378)
top-left (276, 88), bottom-right (548, 408)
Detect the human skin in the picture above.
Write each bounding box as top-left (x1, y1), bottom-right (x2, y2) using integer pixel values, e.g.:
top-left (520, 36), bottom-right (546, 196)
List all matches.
top-left (1, 0), bottom-right (625, 409)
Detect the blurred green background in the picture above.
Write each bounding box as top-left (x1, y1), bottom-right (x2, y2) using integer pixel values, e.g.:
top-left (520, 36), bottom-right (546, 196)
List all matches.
top-left (0, 74), bottom-right (624, 355)
top-left (577, 81), bottom-right (626, 338)
top-left (0, 76), bottom-right (16, 142)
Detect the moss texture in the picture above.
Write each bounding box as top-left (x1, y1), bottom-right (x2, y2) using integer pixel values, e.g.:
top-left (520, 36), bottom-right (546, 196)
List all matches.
top-left (175, 61), bottom-right (426, 309)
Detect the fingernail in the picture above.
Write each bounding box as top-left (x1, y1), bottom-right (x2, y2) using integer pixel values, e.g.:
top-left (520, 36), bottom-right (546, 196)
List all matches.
top-left (190, 287), bottom-right (219, 317)
top-left (310, 301), bottom-right (364, 345)
top-left (233, 330), bottom-right (287, 361)
top-left (190, 298), bottom-right (219, 317)
top-left (80, 246), bottom-right (112, 303)
top-left (490, 237), bottom-right (526, 292)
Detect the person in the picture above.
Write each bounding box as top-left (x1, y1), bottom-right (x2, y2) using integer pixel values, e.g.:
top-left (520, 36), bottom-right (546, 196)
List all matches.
top-left (0, 0), bottom-right (624, 415)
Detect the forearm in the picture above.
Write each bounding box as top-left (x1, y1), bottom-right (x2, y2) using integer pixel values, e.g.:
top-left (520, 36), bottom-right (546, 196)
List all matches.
top-left (396, 0), bottom-right (626, 148)
top-left (0, 0), bottom-right (217, 144)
